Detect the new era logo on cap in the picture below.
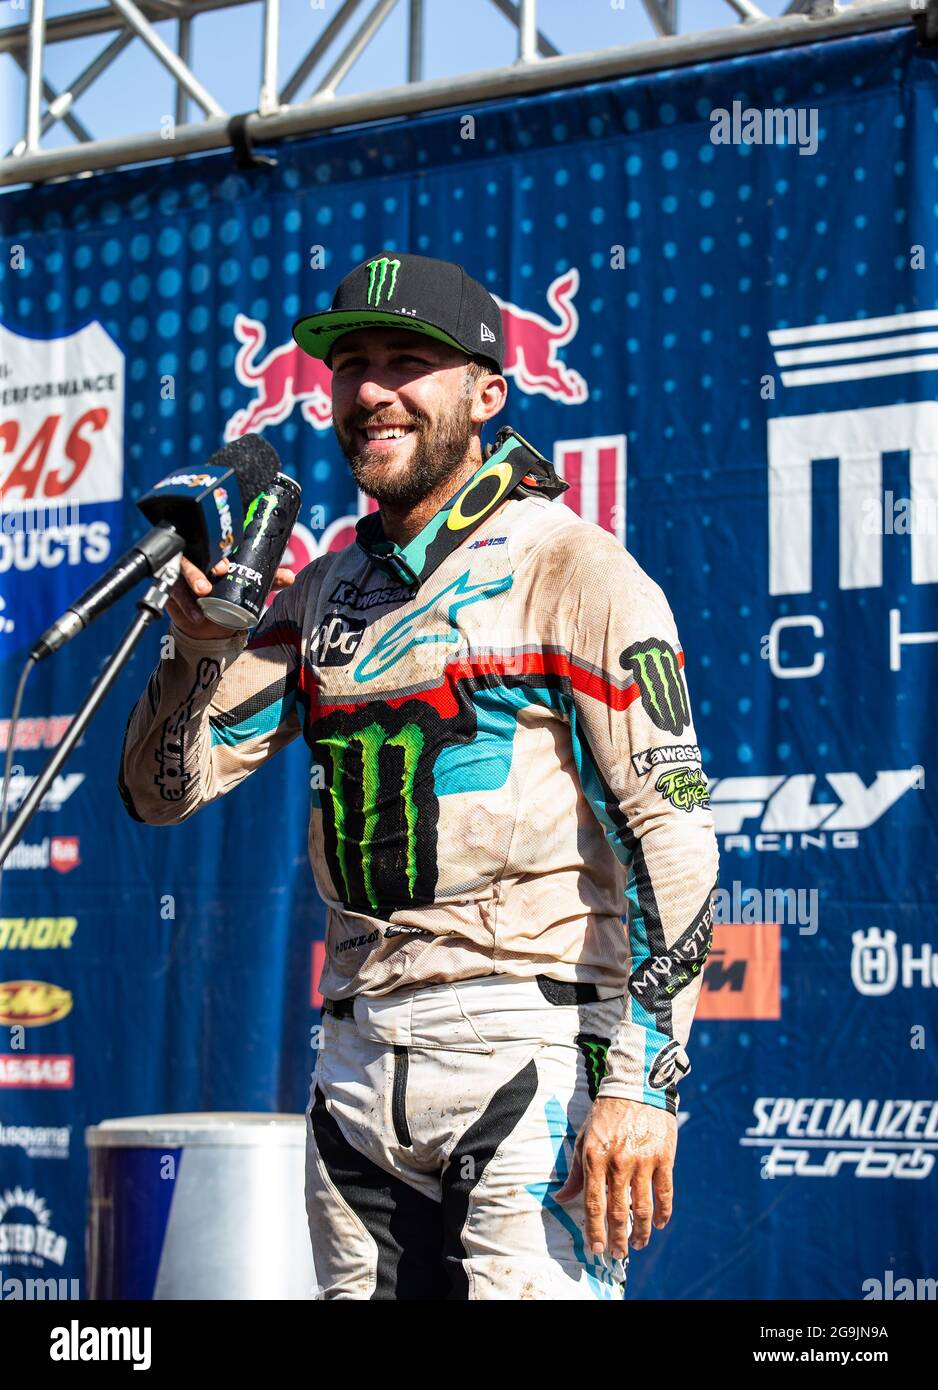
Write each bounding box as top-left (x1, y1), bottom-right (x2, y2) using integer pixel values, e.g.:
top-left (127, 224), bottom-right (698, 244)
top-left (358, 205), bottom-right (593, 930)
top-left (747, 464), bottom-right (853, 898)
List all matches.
top-left (293, 251), bottom-right (505, 372)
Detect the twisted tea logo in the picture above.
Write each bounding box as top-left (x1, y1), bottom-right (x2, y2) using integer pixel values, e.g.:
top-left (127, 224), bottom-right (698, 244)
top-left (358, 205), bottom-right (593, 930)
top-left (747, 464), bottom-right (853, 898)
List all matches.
top-left (620, 639), bottom-right (689, 736)
top-left (366, 258), bottom-right (401, 307)
top-left (320, 720), bottom-right (428, 914)
top-left (576, 1033), bottom-right (610, 1102)
top-left (656, 766), bottom-right (710, 812)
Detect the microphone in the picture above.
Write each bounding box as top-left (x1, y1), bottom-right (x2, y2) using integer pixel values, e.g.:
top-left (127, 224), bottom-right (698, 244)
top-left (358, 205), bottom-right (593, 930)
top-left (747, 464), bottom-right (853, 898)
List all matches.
top-left (30, 435), bottom-right (281, 663)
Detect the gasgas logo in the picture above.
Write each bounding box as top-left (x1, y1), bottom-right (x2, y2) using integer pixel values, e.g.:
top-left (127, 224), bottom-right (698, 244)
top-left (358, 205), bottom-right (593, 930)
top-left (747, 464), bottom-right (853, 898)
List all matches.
top-left (0, 982), bottom-right (73, 1027)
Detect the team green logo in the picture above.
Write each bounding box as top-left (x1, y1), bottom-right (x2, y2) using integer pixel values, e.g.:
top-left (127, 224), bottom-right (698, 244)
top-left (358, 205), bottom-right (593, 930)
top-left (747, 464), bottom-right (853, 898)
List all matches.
top-left (366, 257), bottom-right (401, 307)
top-left (320, 720), bottom-right (424, 913)
top-left (656, 766), bottom-right (710, 812)
top-left (620, 638), bottom-right (690, 736)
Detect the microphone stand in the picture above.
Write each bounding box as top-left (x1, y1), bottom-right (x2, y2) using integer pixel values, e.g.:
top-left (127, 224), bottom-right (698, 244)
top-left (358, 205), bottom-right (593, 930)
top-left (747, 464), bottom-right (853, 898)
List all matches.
top-left (0, 554), bottom-right (182, 868)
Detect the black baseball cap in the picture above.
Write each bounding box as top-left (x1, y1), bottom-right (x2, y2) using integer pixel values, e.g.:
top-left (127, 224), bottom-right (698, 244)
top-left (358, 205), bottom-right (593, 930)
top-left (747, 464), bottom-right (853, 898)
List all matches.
top-left (292, 251), bottom-right (504, 372)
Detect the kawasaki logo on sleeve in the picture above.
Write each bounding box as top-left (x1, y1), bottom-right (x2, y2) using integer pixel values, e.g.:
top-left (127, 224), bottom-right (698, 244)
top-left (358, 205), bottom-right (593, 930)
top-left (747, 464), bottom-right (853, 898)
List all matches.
top-left (620, 639), bottom-right (690, 736)
top-left (366, 257), bottom-right (401, 306)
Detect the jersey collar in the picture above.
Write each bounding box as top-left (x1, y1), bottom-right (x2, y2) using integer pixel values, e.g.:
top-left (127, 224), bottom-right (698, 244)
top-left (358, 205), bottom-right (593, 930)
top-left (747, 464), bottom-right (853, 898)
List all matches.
top-left (354, 426), bottom-right (567, 592)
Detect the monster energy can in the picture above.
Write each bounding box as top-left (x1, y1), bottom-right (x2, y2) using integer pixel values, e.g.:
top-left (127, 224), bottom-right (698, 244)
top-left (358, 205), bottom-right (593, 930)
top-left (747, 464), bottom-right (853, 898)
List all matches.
top-left (198, 472), bottom-right (302, 630)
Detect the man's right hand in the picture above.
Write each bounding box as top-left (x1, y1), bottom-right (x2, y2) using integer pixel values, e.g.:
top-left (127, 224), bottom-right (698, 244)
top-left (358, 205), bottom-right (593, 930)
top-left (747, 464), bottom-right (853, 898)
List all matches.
top-left (166, 556), bottom-right (295, 641)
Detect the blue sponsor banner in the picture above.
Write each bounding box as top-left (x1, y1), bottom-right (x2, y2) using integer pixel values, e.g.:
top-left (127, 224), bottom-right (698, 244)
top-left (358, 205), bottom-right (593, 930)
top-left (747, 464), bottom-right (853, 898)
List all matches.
top-left (1, 22), bottom-right (936, 1299)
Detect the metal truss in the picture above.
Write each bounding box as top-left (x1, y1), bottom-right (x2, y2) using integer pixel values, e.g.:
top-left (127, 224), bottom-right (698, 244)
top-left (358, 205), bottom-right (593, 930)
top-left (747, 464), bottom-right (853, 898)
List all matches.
top-left (0, 0), bottom-right (916, 187)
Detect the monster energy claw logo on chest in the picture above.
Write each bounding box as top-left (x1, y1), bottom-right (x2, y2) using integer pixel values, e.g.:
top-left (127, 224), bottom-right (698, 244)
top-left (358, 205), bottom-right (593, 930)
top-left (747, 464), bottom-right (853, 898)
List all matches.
top-left (316, 708), bottom-right (443, 916)
top-left (620, 638), bottom-right (690, 736)
top-left (367, 257), bottom-right (401, 306)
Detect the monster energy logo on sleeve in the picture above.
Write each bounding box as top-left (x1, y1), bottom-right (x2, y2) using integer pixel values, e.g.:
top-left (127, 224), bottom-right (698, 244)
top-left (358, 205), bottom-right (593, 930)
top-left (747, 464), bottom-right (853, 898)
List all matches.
top-left (366, 257), bottom-right (401, 307)
top-left (575, 1034), bottom-right (610, 1102)
top-left (320, 720), bottom-right (425, 913)
top-left (620, 638), bottom-right (690, 736)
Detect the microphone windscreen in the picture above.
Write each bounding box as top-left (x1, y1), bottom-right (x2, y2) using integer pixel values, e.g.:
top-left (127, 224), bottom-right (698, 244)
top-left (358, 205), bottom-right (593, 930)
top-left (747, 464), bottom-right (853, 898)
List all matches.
top-left (206, 435), bottom-right (282, 511)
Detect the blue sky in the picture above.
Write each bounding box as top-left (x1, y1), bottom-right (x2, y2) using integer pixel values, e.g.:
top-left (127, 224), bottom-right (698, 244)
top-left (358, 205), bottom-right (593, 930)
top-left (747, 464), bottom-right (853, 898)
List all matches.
top-left (1, 0), bottom-right (799, 160)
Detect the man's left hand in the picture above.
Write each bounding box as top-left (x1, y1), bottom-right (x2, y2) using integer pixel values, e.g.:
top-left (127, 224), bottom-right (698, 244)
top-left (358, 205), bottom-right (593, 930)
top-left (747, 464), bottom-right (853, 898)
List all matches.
top-left (554, 1097), bottom-right (677, 1257)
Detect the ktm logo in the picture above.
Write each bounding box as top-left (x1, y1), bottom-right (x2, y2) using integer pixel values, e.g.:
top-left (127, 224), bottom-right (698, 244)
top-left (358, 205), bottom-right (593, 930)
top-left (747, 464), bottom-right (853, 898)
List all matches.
top-left (696, 924), bottom-right (780, 1021)
top-left (0, 981), bottom-right (73, 1027)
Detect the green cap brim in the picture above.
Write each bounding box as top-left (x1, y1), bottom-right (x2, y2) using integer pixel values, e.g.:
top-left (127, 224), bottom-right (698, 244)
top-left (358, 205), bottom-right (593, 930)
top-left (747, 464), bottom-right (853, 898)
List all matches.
top-left (292, 310), bottom-right (471, 363)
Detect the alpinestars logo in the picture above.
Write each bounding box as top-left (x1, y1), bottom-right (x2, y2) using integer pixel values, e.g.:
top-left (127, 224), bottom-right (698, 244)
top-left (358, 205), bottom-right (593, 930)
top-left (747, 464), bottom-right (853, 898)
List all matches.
top-left (620, 639), bottom-right (689, 736)
top-left (648, 1040), bottom-right (689, 1090)
top-left (316, 707), bottom-right (444, 915)
top-left (366, 257), bottom-right (400, 306)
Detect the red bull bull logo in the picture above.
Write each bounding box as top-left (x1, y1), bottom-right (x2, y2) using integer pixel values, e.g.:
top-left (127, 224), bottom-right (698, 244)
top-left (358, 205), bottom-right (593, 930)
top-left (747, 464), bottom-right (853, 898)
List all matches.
top-left (224, 314), bottom-right (334, 440)
top-left (223, 271), bottom-right (588, 440)
top-left (493, 269), bottom-right (588, 404)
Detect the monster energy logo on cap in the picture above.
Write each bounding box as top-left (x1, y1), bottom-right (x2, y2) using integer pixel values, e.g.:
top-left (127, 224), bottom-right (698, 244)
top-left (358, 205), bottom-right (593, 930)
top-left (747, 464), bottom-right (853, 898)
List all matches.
top-left (620, 638), bottom-right (690, 736)
top-left (321, 720), bottom-right (424, 914)
top-left (366, 257), bottom-right (400, 307)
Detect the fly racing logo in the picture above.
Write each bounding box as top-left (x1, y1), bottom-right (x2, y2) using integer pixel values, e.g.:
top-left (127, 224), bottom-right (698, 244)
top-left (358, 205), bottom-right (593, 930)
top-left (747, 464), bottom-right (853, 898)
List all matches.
top-left (366, 257), bottom-right (400, 306)
top-left (480, 322), bottom-right (496, 344)
top-left (619, 639), bottom-right (689, 736)
top-left (710, 769), bottom-right (920, 852)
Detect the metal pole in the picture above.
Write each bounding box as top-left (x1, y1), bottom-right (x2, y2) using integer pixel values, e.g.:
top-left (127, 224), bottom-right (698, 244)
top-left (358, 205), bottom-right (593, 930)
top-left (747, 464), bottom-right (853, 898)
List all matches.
top-left (279, 0), bottom-right (366, 105)
top-left (8, 66), bottom-right (93, 156)
top-left (25, 0), bottom-right (47, 153)
top-left (0, 0), bottom-right (255, 55)
top-left (407, 0), bottom-right (423, 84)
top-left (176, 15), bottom-right (191, 127)
top-left (0, 0), bottom-right (915, 186)
top-left (487, 0), bottom-right (560, 58)
top-left (313, 0), bottom-right (400, 99)
top-left (259, 0), bottom-right (281, 116)
top-left (105, 0), bottom-right (225, 116)
top-left (517, 0), bottom-right (537, 63)
top-left (723, 0), bottom-right (767, 21)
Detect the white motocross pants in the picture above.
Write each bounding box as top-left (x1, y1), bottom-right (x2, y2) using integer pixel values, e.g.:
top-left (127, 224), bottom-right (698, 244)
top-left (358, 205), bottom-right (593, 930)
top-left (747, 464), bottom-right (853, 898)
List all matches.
top-left (305, 974), bottom-right (631, 1301)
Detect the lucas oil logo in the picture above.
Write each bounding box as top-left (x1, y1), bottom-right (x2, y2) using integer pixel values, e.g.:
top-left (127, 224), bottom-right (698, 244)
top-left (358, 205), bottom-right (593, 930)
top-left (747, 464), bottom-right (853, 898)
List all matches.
top-left (0, 320), bottom-right (124, 650)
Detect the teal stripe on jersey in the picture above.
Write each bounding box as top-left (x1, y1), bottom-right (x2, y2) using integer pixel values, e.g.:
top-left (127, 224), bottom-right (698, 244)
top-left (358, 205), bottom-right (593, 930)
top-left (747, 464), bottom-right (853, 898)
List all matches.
top-left (209, 694), bottom-right (291, 748)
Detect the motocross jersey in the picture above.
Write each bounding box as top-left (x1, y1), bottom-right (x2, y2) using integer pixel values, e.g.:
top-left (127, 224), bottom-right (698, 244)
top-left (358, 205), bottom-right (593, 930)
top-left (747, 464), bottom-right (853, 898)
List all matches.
top-left (119, 430), bottom-right (719, 1111)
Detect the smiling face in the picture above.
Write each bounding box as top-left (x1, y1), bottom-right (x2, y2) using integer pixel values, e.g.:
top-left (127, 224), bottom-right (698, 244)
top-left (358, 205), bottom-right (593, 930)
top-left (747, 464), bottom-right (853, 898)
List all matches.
top-left (329, 327), bottom-right (505, 511)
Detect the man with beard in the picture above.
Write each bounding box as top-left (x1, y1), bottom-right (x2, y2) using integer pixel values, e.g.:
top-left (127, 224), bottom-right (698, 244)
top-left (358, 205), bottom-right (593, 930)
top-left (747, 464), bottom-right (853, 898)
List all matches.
top-left (118, 252), bottom-right (718, 1301)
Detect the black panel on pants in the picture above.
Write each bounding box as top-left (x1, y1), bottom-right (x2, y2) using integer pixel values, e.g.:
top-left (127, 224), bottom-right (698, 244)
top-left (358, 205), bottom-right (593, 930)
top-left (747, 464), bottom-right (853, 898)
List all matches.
top-left (310, 1086), bottom-right (448, 1301)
